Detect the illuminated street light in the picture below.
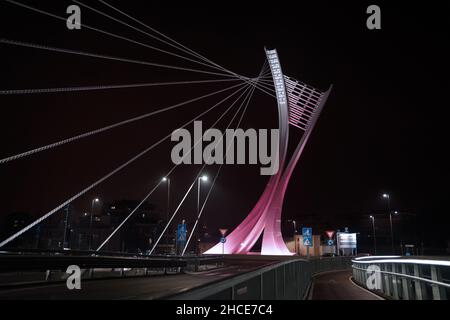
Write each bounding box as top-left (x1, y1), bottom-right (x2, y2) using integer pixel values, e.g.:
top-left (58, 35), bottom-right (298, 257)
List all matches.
top-left (287, 219), bottom-right (297, 234)
top-left (196, 175), bottom-right (208, 254)
top-left (161, 177), bottom-right (171, 225)
top-left (382, 193), bottom-right (395, 254)
top-left (198, 175), bottom-right (208, 214)
top-left (89, 197), bottom-right (100, 250)
top-left (369, 215), bottom-right (377, 255)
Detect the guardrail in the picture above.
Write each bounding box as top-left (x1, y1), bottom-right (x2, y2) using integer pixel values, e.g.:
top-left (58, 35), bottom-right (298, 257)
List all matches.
top-left (0, 252), bottom-right (224, 286)
top-left (352, 256), bottom-right (450, 300)
top-left (168, 256), bottom-right (352, 300)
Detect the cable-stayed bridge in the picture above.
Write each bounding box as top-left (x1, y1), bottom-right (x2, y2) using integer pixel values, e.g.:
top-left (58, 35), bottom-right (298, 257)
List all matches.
top-left (0, 1), bottom-right (397, 301)
top-left (0, 0), bottom-right (332, 256)
top-left (0, 1), bottom-right (448, 302)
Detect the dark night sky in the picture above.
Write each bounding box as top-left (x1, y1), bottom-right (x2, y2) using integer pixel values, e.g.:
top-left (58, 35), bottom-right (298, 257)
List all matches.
top-left (0, 1), bottom-right (448, 250)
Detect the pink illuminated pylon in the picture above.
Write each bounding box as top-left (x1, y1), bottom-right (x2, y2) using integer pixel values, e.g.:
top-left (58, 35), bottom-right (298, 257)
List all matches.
top-left (205, 49), bottom-right (332, 255)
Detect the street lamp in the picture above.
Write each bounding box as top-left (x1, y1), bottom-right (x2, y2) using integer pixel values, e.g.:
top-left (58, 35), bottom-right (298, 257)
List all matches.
top-left (89, 197), bottom-right (100, 250)
top-left (382, 193), bottom-right (394, 254)
top-left (196, 175), bottom-right (208, 254)
top-left (198, 175), bottom-right (208, 213)
top-left (161, 177), bottom-right (171, 222)
top-left (369, 215), bottom-right (377, 255)
top-left (287, 219), bottom-right (297, 234)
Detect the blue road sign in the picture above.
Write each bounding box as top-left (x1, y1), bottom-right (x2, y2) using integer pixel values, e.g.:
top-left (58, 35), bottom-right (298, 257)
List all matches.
top-left (220, 237), bottom-right (226, 244)
top-left (302, 227), bottom-right (313, 246)
top-left (327, 239), bottom-right (334, 246)
top-left (177, 223), bottom-right (187, 243)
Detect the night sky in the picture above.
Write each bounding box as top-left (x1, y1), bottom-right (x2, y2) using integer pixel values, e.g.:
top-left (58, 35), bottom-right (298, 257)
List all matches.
top-left (0, 1), bottom-right (448, 252)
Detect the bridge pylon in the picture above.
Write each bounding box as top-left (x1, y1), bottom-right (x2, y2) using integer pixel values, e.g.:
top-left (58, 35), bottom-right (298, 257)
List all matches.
top-left (205, 48), bottom-right (332, 255)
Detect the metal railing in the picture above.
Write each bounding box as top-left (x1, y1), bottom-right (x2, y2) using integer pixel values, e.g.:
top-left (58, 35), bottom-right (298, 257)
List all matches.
top-left (168, 256), bottom-right (352, 300)
top-left (0, 252), bottom-right (224, 286)
top-left (352, 256), bottom-right (450, 300)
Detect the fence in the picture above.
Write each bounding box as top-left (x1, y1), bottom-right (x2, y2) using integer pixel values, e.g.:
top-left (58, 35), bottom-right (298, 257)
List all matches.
top-left (352, 256), bottom-right (450, 300)
top-left (169, 256), bottom-right (352, 300)
top-left (0, 252), bottom-right (223, 286)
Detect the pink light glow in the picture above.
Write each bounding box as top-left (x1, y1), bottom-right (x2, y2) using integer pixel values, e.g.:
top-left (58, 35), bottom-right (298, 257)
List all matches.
top-left (205, 49), bottom-right (332, 256)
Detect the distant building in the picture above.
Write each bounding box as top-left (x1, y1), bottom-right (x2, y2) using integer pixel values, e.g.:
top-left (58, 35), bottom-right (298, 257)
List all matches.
top-left (6, 200), bottom-right (166, 253)
top-left (89, 200), bottom-right (163, 253)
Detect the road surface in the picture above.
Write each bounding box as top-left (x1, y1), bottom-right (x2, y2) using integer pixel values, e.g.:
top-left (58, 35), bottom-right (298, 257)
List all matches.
top-left (310, 270), bottom-right (383, 300)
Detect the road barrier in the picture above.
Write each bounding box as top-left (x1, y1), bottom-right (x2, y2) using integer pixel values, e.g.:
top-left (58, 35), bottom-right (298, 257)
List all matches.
top-left (168, 256), bottom-right (352, 300)
top-left (352, 256), bottom-right (450, 300)
top-left (0, 252), bottom-right (224, 286)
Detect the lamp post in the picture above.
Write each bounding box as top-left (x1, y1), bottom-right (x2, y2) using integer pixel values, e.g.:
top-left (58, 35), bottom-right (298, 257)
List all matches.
top-left (369, 215), bottom-right (377, 255)
top-left (196, 175), bottom-right (208, 254)
top-left (198, 175), bottom-right (208, 215)
top-left (89, 197), bottom-right (100, 250)
top-left (161, 177), bottom-right (171, 223)
top-left (62, 204), bottom-right (70, 250)
top-left (287, 219), bottom-right (297, 235)
top-left (219, 228), bottom-right (228, 255)
top-left (382, 193), bottom-right (394, 253)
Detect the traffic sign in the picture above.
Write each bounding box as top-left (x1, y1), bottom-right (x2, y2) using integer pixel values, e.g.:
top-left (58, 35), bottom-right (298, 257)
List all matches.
top-left (302, 227), bottom-right (312, 247)
top-left (220, 237), bottom-right (226, 243)
top-left (325, 230), bottom-right (335, 239)
top-left (327, 239), bottom-right (334, 246)
top-left (177, 223), bottom-right (187, 242)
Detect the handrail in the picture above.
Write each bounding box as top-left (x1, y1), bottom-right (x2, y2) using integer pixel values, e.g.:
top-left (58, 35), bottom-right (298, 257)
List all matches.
top-left (352, 256), bottom-right (450, 300)
top-left (169, 256), bottom-right (352, 300)
top-left (352, 265), bottom-right (450, 289)
top-left (0, 253), bottom-right (224, 272)
top-left (352, 257), bottom-right (450, 267)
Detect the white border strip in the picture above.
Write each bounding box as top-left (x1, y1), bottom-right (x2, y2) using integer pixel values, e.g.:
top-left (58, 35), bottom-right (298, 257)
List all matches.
top-left (352, 265), bottom-right (450, 289)
top-left (352, 258), bottom-right (450, 267)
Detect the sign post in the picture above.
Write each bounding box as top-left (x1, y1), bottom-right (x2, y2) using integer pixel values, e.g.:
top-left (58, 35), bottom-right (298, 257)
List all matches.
top-left (336, 232), bottom-right (357, 256)
top-left (325, 230), bottom-right (335, 240)
top-left (219, 228), bottom-right (228, 255)
top-left (302, 227), bottom-right (312, 258)
top-left (325, 230), bottom-right (335, 253)
top-left (177, 222), bottom-right (187, 255)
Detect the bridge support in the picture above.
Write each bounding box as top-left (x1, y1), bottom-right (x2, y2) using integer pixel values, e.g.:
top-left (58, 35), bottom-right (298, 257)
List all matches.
top-left (205, 48), bottom-right (332, 255)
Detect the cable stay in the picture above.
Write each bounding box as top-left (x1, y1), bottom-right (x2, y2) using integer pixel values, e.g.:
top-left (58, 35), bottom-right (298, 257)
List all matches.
top-left (97, 0), bottom-right (247, 80)
top-left (97, 84), bottom-right (254, 251)
top-left (0, 38), bottom-right (234, 78)
top-left (72, 0), bottom-right (233, 77)
top-left (3, 1), bottom-right (275, 98)
top-left (77, 0), bottom-right (276, 98)
top-left (146, 86), bottom-right (256, 255)
top-left (0, 2), bottom-right (280, 251)
top-left (181, 64), bottom-right (263, 255)
top-left (182, 86), bottom-right (257, 255)
top-left (3, 0), bottom-right (239, 78)
top-left (0, 82), bottom-right (245, 165)
top-left (0, 78), bottom-right (241, 95)
top-left (98, 68), bottom-right (266, 252)
top-left (96, 67), bottom-right (268, 255)
top-left (0, 82), bottom-right (249, 248)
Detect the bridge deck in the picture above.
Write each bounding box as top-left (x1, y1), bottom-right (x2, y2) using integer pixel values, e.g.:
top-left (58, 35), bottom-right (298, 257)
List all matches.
top-left (0, 261), bottom-right (273, 300)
